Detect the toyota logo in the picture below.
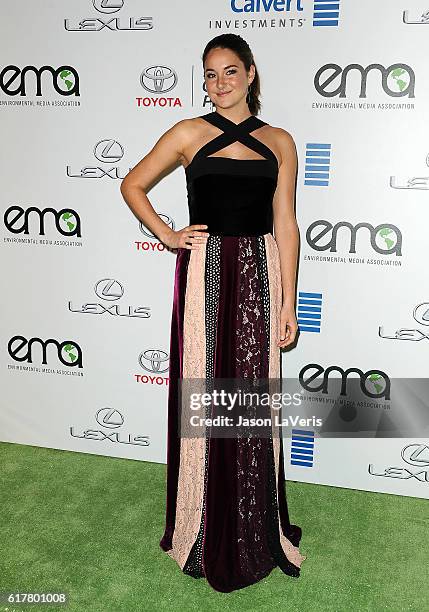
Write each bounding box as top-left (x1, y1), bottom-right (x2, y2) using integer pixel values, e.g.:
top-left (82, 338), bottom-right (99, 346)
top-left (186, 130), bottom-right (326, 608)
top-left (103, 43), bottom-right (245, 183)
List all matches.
top-left (140, 66), bottom-right (178, 93)
top-left (139, 214), bottom-right (174, 238)
top-left (139, 349), bottom-right (169, 373)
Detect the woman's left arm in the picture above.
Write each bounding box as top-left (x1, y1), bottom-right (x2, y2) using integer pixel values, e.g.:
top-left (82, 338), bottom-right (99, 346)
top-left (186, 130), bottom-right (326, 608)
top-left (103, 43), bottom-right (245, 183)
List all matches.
top-left (272, 128), bottom-right (300, 349)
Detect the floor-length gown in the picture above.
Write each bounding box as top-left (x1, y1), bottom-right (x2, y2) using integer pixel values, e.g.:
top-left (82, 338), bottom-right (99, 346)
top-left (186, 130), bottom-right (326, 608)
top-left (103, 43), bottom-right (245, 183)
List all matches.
top-left (159, 110), bottom-right (306, 593)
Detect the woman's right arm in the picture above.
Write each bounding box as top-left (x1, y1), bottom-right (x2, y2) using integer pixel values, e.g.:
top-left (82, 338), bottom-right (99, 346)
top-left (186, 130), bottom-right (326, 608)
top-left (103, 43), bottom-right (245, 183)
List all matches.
top-left (120, 119), bottom-right (209, 250)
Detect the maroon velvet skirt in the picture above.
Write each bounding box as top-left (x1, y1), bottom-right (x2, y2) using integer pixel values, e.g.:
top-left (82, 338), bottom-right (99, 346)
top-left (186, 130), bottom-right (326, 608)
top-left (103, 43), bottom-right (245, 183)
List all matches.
top-left (160, 233), bottom-right (306, 593)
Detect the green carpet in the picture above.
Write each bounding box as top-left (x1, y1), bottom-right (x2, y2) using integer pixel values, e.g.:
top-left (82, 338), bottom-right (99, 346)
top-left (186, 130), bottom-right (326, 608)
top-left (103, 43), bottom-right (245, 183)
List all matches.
top-left (0, 441), bottom-right (427, 612)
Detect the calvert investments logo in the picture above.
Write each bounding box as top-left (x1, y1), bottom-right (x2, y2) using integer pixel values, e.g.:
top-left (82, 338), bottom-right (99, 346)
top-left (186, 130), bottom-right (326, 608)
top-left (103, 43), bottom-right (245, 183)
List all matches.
top-left (136, 349), bottom-right (169, 385)
top-left (210, 0), bottom-right (341, 30)
top-left (297, 291), bottom-right (322, 333)
top-left (229, 0), bottom-right (304, 14)
top-left (368, 443), bottom-right (429, 483)
top-left (304, 219), bottom-right (403, 263)
top-left (68, 278), bottom-right (151, 319)
top-left (304, 142), bottom-right (332, 186)
top-left (3, 205), bottom-right (81, 239)
top-left (379, 302), bottom-right (429, 342)
top-left (70, 408), bottom-right (150, 447)
top-left (64, 0), bottom-right (153, 31)
top-left (311, 0), bottom-right (340, 27)
top-left (213, 0), bottom-right (304, 31)
top-left (137, 65), bottom-right (181, 108)
top-left (66, 139), bottom-right (132, 179)
top-left (290, 429), bottom-right (315, 467)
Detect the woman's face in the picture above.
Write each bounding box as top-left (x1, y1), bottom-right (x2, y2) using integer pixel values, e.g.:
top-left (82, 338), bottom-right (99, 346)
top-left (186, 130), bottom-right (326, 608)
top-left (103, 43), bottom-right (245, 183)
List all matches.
top-left (203, 47), bottom-right (254, 110)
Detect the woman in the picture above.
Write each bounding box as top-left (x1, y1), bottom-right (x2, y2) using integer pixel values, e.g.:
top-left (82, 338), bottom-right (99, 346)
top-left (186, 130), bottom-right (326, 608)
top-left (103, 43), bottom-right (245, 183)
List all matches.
top-left (120, 33), bottom-right (306, 593)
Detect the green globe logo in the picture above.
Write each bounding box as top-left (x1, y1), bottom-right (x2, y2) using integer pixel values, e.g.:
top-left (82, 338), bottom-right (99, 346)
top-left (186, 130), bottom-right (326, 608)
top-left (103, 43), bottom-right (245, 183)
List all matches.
top-left (365, 374), bottom-right (386, 396)
top-left (59, 69), bottom-right (75, 91)
top-left (61, 343), bottom-right (79, 364)
top-left (387, 67), bottom-right (410, 93)
top-left (60, 212), bottom-right (77, 233)
top-left (376, 227), bottom-right (397, 250)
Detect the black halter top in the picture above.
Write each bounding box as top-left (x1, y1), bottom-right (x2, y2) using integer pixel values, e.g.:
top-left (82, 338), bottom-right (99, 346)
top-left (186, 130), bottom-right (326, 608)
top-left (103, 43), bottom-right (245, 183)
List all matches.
top-left (184, 111), bottom-right (279, 237)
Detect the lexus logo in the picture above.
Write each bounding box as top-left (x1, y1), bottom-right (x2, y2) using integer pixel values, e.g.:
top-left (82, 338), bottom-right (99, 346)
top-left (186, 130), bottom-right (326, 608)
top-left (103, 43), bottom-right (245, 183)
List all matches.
top-left (93, 0), bottom-right (124, 13)
top-left (140, 66), bottom-right (178, 93)
top-left (94, 279), bottom-right (124, 301)
top-left (96, 408), bottom-right (124, 429)
top-left (413, 303), bottom-right (429, 326)
top-left (401, 444), bottom-right (429, 467)
top-left (93, 139), bottom-right (124, 163)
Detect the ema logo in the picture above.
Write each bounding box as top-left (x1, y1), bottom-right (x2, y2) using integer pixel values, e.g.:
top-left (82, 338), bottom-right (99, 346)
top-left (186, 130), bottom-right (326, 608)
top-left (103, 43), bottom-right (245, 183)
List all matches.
top-left (8, 336), bottom-right (83, 367)
top-left (306, 220), bottom-right (402, 255)
top-left (0, 65), bottom-right (79, 97)
top-left (297, 292), bottom-right (322, 333)
top-left (290, 429), bottom-right (315, 467)
top-left (314, 63), bottom-right (415, 98)
top-left (304, 143), bottom-right (332, 186)
top-left (4, 205), bottom-right (81, 237)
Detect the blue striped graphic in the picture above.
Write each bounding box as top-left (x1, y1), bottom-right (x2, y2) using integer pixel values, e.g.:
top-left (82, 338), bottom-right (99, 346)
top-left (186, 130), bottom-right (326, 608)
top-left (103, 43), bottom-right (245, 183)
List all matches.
top-left (291, 429), bottom-right (315, 467)
top-left (305, 143), bottom-right (331, 186)
top-left (297, 291), bottom-right (322, 333)
top-left (313, 0), bottom-right (340, 26)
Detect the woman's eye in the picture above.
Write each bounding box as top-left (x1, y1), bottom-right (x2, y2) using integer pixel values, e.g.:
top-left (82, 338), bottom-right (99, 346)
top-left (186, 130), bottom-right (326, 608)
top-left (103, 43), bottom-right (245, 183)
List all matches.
top-left (206, 70), bottom-right (237, 79)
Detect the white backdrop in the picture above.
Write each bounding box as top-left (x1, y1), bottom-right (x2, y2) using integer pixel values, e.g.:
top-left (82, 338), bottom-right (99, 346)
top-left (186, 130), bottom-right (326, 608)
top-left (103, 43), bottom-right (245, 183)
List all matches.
top-left (1, 0), bottom-right (428, 499)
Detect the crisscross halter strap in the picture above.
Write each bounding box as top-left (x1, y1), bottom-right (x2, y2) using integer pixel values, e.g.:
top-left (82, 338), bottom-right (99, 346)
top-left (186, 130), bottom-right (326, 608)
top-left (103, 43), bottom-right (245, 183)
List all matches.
top-left (193, 111), bottom-right (278, 166)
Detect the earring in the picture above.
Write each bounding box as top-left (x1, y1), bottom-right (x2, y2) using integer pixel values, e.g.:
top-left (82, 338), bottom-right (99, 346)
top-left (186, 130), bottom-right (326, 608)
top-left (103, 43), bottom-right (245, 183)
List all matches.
top-left (246, 84), bottom-right (251, 103)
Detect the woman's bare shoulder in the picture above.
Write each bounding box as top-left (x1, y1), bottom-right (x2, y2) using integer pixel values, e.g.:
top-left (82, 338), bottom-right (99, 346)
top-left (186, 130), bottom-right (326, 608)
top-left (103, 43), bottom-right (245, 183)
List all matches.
top-left (167, 115), bottom-right (210, 139)
top-left (162, 115), bottom-right (213, 166)
top-left (265, 123), bottom-right (295, 146)
top-left (260, 124), bottom-right (296, 165)
top-left (159, 115), bottom-right (210, 156)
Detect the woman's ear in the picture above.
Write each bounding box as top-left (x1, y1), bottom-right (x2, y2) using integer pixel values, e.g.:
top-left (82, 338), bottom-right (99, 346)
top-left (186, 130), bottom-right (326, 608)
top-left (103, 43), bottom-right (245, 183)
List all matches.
top-left (248, 64), bottom-right (256, 85)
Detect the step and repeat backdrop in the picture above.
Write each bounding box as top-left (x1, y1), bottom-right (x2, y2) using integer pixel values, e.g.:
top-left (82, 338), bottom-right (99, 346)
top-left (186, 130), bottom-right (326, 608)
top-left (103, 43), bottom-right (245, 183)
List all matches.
top-left (1, 1), bottom-right (428, 499)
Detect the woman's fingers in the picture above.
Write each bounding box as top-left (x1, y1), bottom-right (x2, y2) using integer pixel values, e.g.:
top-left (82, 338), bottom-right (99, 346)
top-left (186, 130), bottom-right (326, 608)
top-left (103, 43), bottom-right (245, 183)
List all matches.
top-left (183, 224), bottom-right (209, 249)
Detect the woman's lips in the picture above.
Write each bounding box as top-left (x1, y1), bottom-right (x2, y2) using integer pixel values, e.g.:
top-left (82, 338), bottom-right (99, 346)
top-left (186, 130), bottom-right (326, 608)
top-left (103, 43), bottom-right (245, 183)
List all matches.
top-left (217, 91), bottom-right (231, 96)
